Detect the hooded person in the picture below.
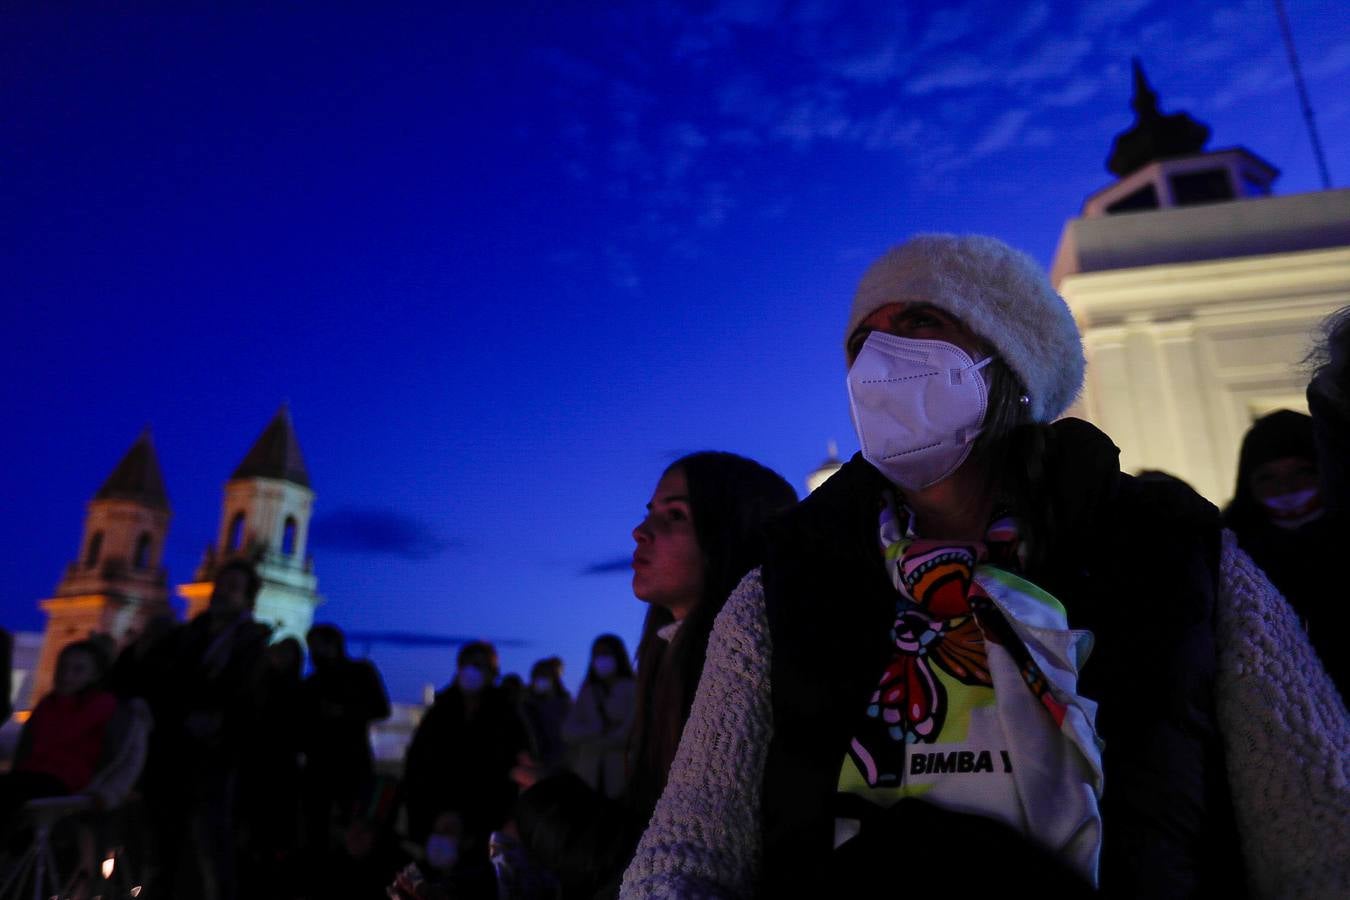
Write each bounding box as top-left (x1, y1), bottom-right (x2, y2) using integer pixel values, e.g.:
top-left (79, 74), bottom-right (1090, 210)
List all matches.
top-left (1223, 410), bottom-right (1348, 694)
top-left (620, 234), bottom-right (1350, 899)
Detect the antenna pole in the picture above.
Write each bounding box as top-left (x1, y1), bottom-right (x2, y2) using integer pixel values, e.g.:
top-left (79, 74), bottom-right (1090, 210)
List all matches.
top-left (1274, 0), bottom-right (1333, 188)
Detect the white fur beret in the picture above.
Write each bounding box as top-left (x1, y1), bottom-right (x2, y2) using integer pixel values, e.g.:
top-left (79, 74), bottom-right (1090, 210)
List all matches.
top-left (845, 233), bottom-right (1085, 422)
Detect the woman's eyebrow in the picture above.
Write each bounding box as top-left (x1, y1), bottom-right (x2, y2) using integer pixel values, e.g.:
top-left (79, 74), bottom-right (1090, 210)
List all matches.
top-left (646, 495), bottom-right (691, 510)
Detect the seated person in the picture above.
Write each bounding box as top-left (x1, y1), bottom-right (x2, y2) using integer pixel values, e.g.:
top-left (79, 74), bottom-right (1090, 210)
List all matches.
top-left (2, 640), bottom-right (117, 822)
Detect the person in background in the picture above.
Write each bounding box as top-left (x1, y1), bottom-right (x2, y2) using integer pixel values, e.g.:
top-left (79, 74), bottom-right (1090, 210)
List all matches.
top-left (1223, 409), bottom-right (1348, 694)
top-left (402, 640), bottom-right (530, 881)
top-left (106, 614), bottom-right (178, 703)
top-left (562, 636), bottom-right (635, 799)
top-left (141, 557), bottom-right (271, 900)
top-left (1307, 305), bottom-right (1350, 518)
top-left (299, 623), bottom-right (390, 857)
top-left (621, 235), bottom-right (1348, 899)
top-left (521, 656), bottom-right (573, 774)
top-left (499, 672), bottom-right (526, 712)
top-left (1, 641), bottom-right (117, 825)
top-left (0, 628), bottom-right (12, 727)
top-left (238, 637), bottom-right (306, 898)
top-left (318, 778), bottom-right (410, 900)
top-left (515, 452), bottom-right (797, 899)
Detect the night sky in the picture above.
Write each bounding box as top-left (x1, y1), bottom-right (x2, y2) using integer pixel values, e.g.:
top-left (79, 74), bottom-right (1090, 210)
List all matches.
top-left (5, 1), bottom-right (1348, 702)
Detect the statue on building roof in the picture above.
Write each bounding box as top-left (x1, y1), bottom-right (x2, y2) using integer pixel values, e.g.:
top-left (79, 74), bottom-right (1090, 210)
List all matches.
top-left (1106, 59), bottom-right (1211, 177)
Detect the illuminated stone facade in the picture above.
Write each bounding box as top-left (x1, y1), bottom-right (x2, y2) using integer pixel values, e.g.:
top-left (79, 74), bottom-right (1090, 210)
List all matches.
top-left (1052, 166), bottom-right (1350, 504)
top-left (177, 406), bottom-right (322, 645)
top-left (33, 432), bottom-right (173, 699)
top-left (31, 407), bottom-right (322, 706)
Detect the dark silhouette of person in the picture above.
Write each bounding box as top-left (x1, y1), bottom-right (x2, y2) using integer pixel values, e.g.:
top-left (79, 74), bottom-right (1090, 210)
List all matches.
top-left (298, 623), bottom-right (390, 858)
top-left (238, 637), bottom-right (306, 898)
top-left (0, 640), bottom-right (117, 829)
top-left (520, 657), bottom-right (572, 773)
top-left (0, 628), bottom-right (12, 727)
top-left (402, 641), bottom-right (530, 877)
top-left (1224, 409), bottom-right (1348, 694)
top-left (140, 557), bottom-right (270, 900)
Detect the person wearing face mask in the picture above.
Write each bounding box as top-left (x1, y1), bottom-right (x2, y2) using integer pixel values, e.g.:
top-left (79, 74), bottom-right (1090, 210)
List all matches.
top-left (1223, 410), bottom-right (1348, 695)
top-left (562, 635), bottom-right (636, 800)
top-left (519, 657), bottom-right (573, 774)
top-left (402, 640), bottom-right (530, 878)
top-left (621, 235), bottom-right (1350, 899)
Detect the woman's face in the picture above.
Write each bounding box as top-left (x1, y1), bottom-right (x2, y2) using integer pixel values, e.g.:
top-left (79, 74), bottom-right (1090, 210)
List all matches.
top-left (1250, 456), bottom-right (1319, 503)
top-left (847, 302), bottom-right (990, 367)
top-left (55, 649), bottom-right (98, 695)
top-left (632, 467), bottom-right (705, 621)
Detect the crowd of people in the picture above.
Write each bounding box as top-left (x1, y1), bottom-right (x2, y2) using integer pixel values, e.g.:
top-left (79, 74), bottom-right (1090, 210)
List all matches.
top-left (2, 233), bottom-right (1347, 899)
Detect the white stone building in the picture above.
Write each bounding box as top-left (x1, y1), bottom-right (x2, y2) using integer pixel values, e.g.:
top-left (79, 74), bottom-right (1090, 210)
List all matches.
top-left (1050, 64), bottom-right (1350, 504)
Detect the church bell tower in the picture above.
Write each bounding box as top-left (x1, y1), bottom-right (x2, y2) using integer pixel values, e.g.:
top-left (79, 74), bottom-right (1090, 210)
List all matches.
top-left (177, 405), bottom-right (322, 642)
top-left (34, 430), bottom-right (173, 699)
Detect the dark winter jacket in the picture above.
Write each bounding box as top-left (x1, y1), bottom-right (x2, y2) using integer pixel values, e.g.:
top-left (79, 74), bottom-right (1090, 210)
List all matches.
top-left (759, 420), bottom-right (1244, 898)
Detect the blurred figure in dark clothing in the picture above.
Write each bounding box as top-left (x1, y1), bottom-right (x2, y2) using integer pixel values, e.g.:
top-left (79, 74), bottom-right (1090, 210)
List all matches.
top-left (402, 641), bottom-right (530, 871)
top-left (0, 628), bottom-right (11, 726)
top-left (521, 657), bottom-right (572, 773)
top-left (1307, 305), bottom-right (1350, 518)
top-left (107, 614), bottom-right (178, 702)
top-left (500, 672), bottom-right (525, 710)
top-left (238, 637), bottom-right (306, 899)
top-left (1224, 409), bottom-right (1348, 695)
top-left (0, 640), bottom-right (117, 829)
top-left (316, 777), bottom-right (410, 900)
top-left (299, 623), bottom-right (390, 858)
top-left (141, 558), bottom-right (270, 900)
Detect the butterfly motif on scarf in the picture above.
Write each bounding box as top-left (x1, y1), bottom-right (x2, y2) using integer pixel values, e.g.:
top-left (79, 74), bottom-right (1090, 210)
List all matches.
top-left (865, 543), bottom-right (994, 744)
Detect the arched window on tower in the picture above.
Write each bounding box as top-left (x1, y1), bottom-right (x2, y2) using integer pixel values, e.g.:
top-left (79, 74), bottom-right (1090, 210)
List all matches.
top-left (282, 516), bottom-right (298, 556)
top-left (228, 512), bottom-right (246, 551)
top-left (85, 531), bottom-right (104, 569)
top-left (134, 532), bottom-right (152, 569)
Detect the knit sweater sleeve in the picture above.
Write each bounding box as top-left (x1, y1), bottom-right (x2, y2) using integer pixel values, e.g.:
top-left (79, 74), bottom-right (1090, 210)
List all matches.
top-left (1214, 530), bottom-right (1350, 900)
top-left (620, 568), bottom-right (773, 900)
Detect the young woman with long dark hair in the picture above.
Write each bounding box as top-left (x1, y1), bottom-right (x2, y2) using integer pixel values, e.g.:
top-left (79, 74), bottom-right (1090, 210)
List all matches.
top-left (562, 636), bottom-right (632, 798)
top-left (515, 451), bottom-right (797, 898)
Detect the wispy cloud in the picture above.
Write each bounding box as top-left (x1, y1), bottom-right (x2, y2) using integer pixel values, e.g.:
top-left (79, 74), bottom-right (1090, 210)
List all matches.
top-left (1004, 37), bottom-right (1093, 84)
top-left (581, 555), bottom-right (632, 575)
top-left (531, 0), bottom-right (1315, 280)
top-left (310, 507), bottom-right (458, 560)
top-left (906, 57), bottom-right (996, 94)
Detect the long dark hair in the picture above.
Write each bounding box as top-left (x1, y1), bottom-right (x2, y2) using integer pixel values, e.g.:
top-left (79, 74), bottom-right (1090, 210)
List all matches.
top-left (627, 451), bottom-right (798, 816)
top-left (972, 357), bottom-right (1056, 570)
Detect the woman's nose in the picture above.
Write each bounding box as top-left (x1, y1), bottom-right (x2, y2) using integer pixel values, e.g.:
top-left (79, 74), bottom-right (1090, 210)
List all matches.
top-left (633, 519), bottom-right (651, 543)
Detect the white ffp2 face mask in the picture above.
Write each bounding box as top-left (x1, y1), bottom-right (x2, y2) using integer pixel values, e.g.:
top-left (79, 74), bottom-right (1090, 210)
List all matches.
top-left (847, 332), bottom-right (992, 492)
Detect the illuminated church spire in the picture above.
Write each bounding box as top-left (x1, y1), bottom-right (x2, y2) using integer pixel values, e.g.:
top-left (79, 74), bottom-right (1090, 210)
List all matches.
top-left (178, 404), bottom-right (322, 642)
top-left (34, 429), bottom-right (173, 699)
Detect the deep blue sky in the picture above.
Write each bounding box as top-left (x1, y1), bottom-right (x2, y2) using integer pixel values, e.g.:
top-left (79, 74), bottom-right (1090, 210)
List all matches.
top-left (5, 1), bottom-right (1348, 702)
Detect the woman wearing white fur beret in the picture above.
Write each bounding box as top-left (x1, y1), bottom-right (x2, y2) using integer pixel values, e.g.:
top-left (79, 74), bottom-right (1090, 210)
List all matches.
top-left (620, 234), bottom-right (1348, 899)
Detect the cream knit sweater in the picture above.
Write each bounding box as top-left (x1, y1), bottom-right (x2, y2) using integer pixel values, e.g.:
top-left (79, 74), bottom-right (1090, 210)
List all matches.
top-left (620, 532), bottom-right (1350, 900)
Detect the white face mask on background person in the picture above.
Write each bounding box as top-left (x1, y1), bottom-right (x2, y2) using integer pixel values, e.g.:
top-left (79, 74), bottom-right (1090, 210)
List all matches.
top-left (1260, 487), bottom-right (1323, 528)
top-left (847, 332), bottom-right (992, 493)
top-left (426, 834), bottom-right (458, 870)
top-left (457, 665), bottom-right (486, 693)
top-left (591, 655), bottom-right (617, 679)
